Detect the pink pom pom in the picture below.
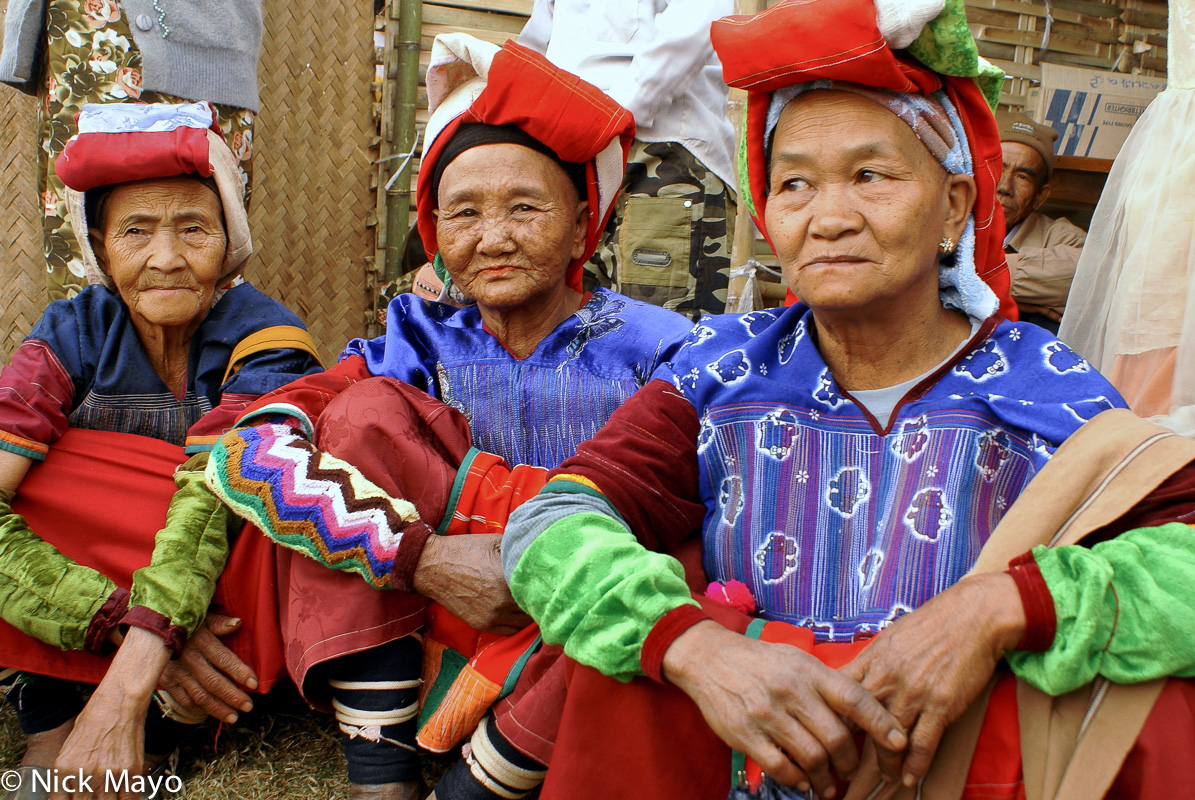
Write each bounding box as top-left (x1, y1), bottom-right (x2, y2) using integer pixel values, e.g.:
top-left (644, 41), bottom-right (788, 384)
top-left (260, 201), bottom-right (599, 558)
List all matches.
top-left (704, 579), bottom-right (757, 615)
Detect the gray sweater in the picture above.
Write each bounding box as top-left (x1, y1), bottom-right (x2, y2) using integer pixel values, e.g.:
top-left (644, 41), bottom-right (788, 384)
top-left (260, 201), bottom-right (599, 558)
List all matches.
top-left (1, 0), bottom-right (262, 111)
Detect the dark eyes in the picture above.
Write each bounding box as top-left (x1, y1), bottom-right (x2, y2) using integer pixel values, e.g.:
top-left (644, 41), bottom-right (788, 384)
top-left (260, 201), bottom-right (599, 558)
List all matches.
top-left (777, 170), bottom-right (883, 192)
top-left (447, 204), bottom-right (539, 217)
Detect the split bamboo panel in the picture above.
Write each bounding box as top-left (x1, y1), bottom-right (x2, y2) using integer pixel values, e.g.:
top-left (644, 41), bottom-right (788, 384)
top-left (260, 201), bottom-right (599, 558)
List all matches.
top-left (0, 90), bottom-right (43, 362)
top-left (0, 0), bottom-right (376, 366)
top-left (249, 0), bottom-right (378, 364)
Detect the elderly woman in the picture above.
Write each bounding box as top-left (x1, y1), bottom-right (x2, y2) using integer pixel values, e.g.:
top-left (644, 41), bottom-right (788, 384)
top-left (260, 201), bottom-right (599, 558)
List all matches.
top-left (499, 2), bottom-right (1195, 798)
top-left (205, 35), bottom-right (692, 800)
top-left (0, 102), bottom-right (320, 796)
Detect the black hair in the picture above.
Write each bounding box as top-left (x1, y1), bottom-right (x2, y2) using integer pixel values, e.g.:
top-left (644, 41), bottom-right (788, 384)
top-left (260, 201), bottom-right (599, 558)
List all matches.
top-left (430, 123), bottom-right (587, 205)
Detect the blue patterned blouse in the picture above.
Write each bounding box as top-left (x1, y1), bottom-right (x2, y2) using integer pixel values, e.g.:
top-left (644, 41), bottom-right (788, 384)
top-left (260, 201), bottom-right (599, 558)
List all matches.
top-left (343, 288), bottom-right (693, 470)
top-left (656, 304), bottom-right (1127, 641)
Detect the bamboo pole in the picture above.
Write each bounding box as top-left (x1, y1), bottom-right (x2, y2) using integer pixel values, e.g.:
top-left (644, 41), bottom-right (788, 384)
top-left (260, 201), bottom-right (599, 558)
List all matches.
top-left (729, 0), bottom-right (766, 272)
top-left (383, 0), bottom-right (422, 282)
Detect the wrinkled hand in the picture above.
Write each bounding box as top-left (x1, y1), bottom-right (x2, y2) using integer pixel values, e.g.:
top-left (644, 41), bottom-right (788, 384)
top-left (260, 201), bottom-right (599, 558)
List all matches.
top-left (662, 621), bottom-right (907, 799)
top-left (414, 534), bottom-right (532, 634)
top-left (841, 573), bottom-right (1025, 788)
top-left (158, 613), bottom-right (258, 724)
top-left (50, 629), bottom-right (167, 799)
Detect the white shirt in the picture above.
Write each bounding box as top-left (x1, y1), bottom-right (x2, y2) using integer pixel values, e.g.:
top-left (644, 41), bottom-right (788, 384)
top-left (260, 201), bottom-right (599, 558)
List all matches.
top-left (519, 0), bottom-right (738, 190)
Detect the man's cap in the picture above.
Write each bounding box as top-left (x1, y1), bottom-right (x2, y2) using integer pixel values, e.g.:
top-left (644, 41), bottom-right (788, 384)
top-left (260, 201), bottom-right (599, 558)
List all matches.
top-left (996, 110), bottom-right (1059, 180)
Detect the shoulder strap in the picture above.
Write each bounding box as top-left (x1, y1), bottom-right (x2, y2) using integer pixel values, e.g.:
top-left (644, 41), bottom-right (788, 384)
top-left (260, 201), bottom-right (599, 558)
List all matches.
top-left (222, 325), bottom-right (323, 385)
top-left (969, 408), bottom-right (1195, 574)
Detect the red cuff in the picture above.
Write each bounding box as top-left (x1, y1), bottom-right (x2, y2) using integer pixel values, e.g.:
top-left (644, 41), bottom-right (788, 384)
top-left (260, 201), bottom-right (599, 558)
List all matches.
top-left (84, 588), bottom-right (130, 655)
top-left (1006, 551), bottom-right (1057, 652)
top-left (641, 604), bottom-right (712, 684)
top-left (121, 606), bottom-right (187, 656)
top-left (391, 521), bottom-right (436, 592)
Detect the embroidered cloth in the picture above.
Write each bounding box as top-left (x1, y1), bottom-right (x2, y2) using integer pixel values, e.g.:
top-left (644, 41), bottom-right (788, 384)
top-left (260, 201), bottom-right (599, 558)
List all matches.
top-left (344, 289), bottom-right (691, 469)
top-left (654, 305), bottom-right (1125, 639)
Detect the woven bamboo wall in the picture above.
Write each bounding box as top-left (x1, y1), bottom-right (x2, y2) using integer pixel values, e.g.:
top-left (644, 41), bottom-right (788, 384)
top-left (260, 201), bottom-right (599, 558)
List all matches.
top-left (0, 0), bottom-right (377, 366)
top-left (241, 0), bottom-right (378, 365)
top-left (0, 91), bottom-right (43, 362)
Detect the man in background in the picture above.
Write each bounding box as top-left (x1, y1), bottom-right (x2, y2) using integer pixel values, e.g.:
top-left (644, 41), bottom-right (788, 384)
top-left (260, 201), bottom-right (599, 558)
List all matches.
top-left (998, 110), bottom-right (1088, 333)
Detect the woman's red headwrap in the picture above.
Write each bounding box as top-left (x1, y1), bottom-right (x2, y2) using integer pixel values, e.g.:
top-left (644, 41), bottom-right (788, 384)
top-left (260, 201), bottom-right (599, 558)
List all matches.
top-left (711, 0), bottom-right (1016, 320)
top-left (417, 34), bottom-right (636, 294)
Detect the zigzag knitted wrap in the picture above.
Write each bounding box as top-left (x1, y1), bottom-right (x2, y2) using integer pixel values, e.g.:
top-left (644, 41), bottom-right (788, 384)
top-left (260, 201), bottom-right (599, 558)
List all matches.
top-left (206, 420), bottom-right (420, 589)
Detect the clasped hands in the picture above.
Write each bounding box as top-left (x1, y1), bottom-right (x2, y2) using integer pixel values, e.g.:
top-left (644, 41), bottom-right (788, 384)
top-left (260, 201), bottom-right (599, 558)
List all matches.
top-left (663, 573), bottom-right (1026, 799)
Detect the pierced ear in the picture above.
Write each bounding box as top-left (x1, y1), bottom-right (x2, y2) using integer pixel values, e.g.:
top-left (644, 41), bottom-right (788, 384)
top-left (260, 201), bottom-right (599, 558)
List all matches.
top-left (88, 228), bottom-right (111, 275)
top-left (570, 200), bottom-right (590, 261)
top-left (944, 174), bottom-right (977, 242)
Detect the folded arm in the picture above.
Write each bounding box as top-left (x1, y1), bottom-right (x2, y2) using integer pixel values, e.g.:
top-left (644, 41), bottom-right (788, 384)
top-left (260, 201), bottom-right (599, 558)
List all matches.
top-left (503, 381), bottom-right (906, 793)
top-left (1007, 522), bottom-right (1195, 695)
top-left (0, 449), bottom-right (123, 651)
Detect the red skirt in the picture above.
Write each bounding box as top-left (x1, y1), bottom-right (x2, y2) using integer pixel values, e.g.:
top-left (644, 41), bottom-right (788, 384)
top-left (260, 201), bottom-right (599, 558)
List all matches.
top-left (278, 378), bottom-right (471, 708)
top-left (538, 598), bottom-right (1195, 800)
top-left (0, 428), bottom-right (286, 691)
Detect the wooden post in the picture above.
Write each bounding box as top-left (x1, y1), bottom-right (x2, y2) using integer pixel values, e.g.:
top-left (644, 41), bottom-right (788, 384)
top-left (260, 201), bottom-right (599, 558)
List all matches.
top-left (726, 0), bottom-right (768, 308)
top-left (730, 0), bottom-right (766, 273)
top-left (383, 0), bottom-right (422, 283)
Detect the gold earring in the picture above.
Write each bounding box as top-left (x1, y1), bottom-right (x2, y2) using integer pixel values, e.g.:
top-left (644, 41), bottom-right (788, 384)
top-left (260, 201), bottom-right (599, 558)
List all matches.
top-left (939, 236), bottom-right (956, 254)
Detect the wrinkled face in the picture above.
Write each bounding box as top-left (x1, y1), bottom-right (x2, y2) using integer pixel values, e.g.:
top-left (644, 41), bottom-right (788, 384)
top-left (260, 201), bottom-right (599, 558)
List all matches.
top-left (764, 91), bottom-right (974, 315)
top-left (91, 176), bottom-right (227, 332)
top-left (434, 143), bottom-right (588, 312)
top-left (997, 141), bottom-right (1048, 229)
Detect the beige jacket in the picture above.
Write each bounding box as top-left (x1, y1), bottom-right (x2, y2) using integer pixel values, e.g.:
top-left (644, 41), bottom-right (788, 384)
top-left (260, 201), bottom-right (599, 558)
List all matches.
top-left (1006, 211), bottom-right (1087, 317)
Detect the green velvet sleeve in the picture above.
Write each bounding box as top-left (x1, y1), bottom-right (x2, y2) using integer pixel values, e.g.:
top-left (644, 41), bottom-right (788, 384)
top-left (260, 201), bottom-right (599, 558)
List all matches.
top-left (1007, 522), bottom-right (1195, 696)
top-left (508, 507), bottom-right (698, 682)
top-left (129, 452), bottom-right (234, 638)
top-left (0, 487), bottom-right (118, 651)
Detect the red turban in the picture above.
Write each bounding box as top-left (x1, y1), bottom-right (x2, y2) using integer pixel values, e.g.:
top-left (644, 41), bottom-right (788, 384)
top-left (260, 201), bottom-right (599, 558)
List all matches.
top-left (712, 0), bottom-right (1016, 320)
top-left (417, 35), bottom-right (636, 294)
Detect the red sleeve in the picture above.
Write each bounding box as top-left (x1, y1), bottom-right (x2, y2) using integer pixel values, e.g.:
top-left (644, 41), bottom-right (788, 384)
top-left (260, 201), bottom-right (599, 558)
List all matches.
top-left (640, 604), bottom-right (712, 683)
top-left (1084, 458), bottom-right (1195, 544)
top-left (0, 340), bottom-right (75, 460)
top-left (122, 605), bottom-right (186, 655)
top-left (184, 391), bottom-right (262, 451)
top-left (238, 355), bottom-right (374, 425)
top-left (549, 379), bottom-right (705, 553)
top-left (1006, 551), bottom-right (1057, 652)
top-left (84, 588), bottom-right (130, 655)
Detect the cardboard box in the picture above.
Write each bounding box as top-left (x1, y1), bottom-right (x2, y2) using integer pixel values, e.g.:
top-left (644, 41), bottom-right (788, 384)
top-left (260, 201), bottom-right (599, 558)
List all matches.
top-left (1035, 65), bottom-right (1166, 159)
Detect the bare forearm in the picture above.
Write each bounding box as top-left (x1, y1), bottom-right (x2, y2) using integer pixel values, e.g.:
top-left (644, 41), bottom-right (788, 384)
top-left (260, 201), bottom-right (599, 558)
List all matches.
top-left (414, 533), bottom-right (530, 633)
top-left (105, 627), bottom-right (173, 705)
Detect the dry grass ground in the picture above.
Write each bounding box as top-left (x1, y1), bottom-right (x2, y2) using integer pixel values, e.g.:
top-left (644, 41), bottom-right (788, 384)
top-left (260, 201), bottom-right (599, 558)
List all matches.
top-left (0, 686), bottom-right (457, 798)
